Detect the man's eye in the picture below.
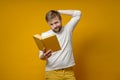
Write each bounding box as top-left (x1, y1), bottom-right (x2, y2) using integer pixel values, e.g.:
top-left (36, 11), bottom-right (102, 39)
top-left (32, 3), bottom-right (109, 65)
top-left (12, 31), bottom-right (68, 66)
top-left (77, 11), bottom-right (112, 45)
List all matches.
top-left (55, 22), bottom-right (58, 24)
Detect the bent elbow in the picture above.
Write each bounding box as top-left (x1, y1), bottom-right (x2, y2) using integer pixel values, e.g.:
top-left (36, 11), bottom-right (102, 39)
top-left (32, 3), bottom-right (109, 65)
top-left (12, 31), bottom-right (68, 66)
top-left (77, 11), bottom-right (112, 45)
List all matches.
top-left (72, 10), bottom-right (82, 20)
top-left (73, 10), bottom-right (81, 16)
top-left (76, 10), bottom-right (82, 19)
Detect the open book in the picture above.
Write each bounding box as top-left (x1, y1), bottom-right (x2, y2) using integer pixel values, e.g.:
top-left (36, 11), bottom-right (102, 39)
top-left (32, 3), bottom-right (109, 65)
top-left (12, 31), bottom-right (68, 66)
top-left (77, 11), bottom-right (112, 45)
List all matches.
top-left (33, 34), bottom-right (61, 52)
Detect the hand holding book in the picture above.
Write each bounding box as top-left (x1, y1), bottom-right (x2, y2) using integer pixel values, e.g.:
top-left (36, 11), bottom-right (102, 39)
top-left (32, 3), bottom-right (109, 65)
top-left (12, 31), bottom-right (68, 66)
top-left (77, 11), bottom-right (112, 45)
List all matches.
top-left (40, 48), bottom-right (53, 60)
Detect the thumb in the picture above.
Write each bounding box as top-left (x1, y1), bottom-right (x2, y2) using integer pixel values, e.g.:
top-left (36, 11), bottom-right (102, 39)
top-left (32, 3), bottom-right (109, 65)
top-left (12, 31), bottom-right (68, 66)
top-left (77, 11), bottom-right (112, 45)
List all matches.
top-left (43, 47), bottom-right (46, 53)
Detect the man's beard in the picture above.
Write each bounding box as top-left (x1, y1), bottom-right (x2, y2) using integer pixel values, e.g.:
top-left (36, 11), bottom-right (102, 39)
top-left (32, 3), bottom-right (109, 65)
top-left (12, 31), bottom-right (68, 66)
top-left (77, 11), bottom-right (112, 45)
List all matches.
top-left (52, 27), bottom-right (62, 33)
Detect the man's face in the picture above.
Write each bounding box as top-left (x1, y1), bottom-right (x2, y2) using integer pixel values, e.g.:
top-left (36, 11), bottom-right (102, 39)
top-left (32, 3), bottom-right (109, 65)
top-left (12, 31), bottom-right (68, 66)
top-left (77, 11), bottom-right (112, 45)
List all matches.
top-left (48, 16), bottom-right (62, 33)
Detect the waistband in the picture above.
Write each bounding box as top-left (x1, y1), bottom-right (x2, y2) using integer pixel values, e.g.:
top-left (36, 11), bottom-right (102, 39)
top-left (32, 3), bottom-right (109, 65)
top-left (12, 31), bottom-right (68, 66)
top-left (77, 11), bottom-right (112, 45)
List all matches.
top-left (55, 67), bottom-right (73, 71)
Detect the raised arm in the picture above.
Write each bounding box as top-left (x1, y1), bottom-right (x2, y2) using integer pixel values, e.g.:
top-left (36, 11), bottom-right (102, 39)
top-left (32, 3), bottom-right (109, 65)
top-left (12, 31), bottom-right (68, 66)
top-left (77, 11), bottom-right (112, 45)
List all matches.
top-left (57, 10), bottom-right (82, 32)
top-left (57, 10), bottom-right (81, 17)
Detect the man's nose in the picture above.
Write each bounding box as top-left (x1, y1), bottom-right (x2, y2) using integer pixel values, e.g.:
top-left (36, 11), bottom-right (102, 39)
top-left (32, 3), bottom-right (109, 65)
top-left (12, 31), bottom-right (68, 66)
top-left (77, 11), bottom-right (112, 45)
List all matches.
top-left (53, 24), bottom-right (57, 28)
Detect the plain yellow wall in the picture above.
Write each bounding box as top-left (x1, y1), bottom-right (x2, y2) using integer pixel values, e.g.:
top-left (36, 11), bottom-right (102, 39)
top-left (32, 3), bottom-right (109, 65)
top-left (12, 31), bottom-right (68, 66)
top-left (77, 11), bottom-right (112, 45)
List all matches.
top-left (0, 0), bottom-right (120, 80)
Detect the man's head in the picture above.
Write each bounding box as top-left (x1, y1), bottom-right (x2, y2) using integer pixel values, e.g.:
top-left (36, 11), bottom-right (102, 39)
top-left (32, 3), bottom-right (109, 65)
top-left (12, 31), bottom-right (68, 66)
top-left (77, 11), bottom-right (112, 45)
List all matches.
top-left (45, 10), bottom-right (62, 33)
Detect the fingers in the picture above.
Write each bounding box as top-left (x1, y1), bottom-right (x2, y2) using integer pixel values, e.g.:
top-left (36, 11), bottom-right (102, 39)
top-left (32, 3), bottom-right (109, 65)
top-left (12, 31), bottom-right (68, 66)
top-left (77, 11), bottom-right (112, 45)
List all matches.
top-left (46, 51), bottom-right (52, 58)
top-left (43, 49), bottom-right (53, 58)
top-left (43, 47), bottom-right (46, 53)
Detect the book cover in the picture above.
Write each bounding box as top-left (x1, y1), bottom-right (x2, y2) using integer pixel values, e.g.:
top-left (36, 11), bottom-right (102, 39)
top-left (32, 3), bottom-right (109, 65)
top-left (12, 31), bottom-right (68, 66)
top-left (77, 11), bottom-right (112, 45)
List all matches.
top-left (33, 34), bottom-right (61, 52)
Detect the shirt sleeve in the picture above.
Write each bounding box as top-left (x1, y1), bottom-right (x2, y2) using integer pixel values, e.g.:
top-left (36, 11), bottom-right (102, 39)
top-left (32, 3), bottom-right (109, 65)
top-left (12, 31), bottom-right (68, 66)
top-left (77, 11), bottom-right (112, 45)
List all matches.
top-left (65, 10), bottom-right (81, 33)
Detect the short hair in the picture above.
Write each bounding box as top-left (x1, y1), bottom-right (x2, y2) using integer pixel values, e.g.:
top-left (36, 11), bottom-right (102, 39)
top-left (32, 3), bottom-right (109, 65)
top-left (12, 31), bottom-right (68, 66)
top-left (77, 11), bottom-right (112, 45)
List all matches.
top-left (45, 10), bottom-right (61, 22)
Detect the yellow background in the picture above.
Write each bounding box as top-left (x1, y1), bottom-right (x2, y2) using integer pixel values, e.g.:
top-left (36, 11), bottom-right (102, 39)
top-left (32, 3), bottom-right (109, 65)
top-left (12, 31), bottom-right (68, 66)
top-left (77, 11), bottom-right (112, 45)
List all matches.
top-left (0, 0), bottom-right (120, 80)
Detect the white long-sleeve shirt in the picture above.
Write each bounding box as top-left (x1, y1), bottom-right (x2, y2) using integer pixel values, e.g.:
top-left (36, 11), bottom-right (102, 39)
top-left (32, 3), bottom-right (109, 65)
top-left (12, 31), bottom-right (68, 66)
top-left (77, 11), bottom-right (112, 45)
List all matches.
top-left (39, 10), bottom-right (81, 71)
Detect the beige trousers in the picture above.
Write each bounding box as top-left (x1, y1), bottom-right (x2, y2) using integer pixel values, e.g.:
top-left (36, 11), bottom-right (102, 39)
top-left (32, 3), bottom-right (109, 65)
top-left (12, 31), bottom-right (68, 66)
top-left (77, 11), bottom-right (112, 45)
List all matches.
top-left (45, 67), bottom-right (76, 80)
